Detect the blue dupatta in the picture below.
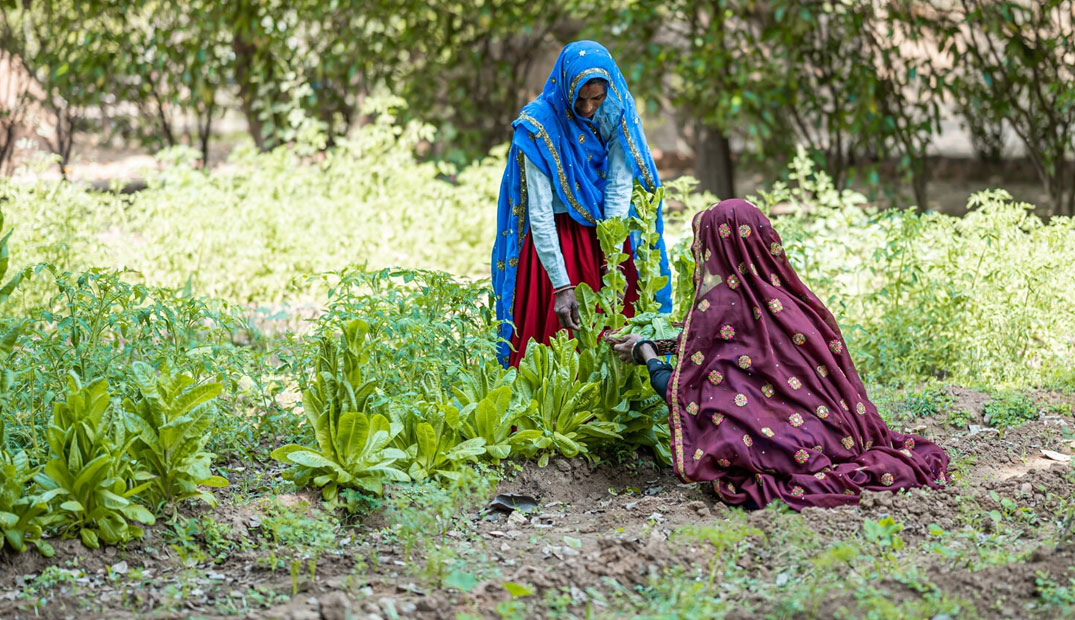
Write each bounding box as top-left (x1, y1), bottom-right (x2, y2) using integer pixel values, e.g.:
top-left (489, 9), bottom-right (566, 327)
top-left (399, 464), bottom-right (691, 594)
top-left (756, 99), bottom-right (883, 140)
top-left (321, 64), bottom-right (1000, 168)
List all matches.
top-left (491, 40), bottom-right (673, 365)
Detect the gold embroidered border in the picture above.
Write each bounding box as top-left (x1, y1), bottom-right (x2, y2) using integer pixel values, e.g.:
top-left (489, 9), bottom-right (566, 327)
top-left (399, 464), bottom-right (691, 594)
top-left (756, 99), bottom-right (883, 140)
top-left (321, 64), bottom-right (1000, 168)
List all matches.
top-left (569, 68), bottom-right (624, 102)
top-left (508, 148), bottom-right (530, 319)
top-left (515, 149), bottom-right (528, 241)
top-left (518, 112), bottom-right (597, 225)
top-left (621, 116), bottom-right (656, 191)
top-left (668, 206), bottom-right (714, 482)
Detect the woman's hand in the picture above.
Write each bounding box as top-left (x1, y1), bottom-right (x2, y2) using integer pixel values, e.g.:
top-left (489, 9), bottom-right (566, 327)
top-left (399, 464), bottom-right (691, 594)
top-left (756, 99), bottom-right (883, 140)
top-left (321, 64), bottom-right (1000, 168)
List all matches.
top-left (553, 288), bottom-right (581, 330)
top-left (607, 332), bottom-right (644, 365)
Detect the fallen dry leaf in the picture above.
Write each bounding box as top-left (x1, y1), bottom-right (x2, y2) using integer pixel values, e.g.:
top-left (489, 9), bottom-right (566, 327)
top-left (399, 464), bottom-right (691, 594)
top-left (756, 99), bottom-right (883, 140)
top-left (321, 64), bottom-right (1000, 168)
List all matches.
top-left (1041, 449), bottom-right (1072, 463)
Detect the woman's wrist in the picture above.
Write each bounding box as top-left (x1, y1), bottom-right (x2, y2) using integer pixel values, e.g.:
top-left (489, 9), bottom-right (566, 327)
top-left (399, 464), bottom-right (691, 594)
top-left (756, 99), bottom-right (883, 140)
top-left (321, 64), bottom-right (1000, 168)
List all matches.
top-left (631, 339), bottom-right (657, 364)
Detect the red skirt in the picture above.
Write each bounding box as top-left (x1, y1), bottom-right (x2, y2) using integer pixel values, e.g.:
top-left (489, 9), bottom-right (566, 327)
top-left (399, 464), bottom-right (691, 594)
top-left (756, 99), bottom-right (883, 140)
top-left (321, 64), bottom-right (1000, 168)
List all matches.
top-left (509, 213), bottom-right (639, 367)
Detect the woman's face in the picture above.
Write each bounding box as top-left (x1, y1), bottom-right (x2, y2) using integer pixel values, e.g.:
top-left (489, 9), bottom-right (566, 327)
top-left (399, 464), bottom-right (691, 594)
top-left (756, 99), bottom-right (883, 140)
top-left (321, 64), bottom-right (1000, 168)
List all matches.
top-left (574, 80), bottom-right (607, 119)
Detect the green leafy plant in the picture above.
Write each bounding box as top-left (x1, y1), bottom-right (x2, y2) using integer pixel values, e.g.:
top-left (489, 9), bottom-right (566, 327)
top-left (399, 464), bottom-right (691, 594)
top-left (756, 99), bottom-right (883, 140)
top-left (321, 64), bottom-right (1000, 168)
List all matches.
top-left (0, 437), bottom-right (54, 556)
top-left (447, 363), bottom-right (537, 463)
top-left (513, 332), bottom-right (622, 466)
top-left (861, 516), bottom-right (910, 581)
top-left (451, 360), bottom-right (516, 409)
top-left (388, 401), bottom-right (487, 483)
top-left (570, 183), bottom-right (678, 464)
top-left (271, 319), bottom-right (409, 499)
top-left (34, 375), bottom-right (155, 549)
top-left (122, 361), bottom-right (228, 509)
top-left (453, 385), bottom-right (536, 464)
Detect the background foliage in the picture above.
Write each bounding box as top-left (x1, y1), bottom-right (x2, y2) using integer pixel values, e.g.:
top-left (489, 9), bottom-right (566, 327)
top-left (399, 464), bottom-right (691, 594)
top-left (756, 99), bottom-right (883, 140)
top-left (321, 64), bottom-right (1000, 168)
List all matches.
top-left (1, 1), bottom-right (1072, 211)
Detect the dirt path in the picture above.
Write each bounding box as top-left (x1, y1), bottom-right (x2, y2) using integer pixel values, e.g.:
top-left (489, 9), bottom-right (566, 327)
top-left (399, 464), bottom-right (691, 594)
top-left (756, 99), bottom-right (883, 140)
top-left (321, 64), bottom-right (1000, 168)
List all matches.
top-left (2, 389), bottom-right (1073, 619)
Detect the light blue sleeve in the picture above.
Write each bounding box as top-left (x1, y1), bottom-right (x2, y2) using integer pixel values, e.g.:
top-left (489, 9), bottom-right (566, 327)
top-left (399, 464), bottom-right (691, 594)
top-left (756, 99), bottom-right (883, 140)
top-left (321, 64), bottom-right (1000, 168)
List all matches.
top-left (603, 137), bottom-right (634, 220)
top-left (524, 155), bottom-right (571, 289)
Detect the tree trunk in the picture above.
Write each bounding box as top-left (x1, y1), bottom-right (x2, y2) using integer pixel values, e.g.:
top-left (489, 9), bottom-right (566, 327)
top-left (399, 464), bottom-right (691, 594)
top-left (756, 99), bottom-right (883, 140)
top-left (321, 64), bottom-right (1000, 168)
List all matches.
top-left (694, 121), bottom-right (736, 199)
top-left (147, 77), bottom-right (175, 147)
top-left (0, 122), bottom-right (15, 175)
top-left (49, 105), bottom-right (76, 180)
top-left (1061, 159), bottom-right (1075, 217)
top-left (910, 158), bottom-right (929, 209)
top-left (198, 102), bottom-right (214, 168)
top-left (232, 32), bottom-right (266, 151)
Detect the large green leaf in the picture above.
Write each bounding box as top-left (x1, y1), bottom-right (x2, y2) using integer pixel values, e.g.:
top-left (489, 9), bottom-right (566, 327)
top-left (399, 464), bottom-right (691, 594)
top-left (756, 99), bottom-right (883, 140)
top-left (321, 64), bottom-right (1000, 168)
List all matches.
top-left (72, 455), bottom-right (111, 498)
top-left (119, 504), bottom-right (155, 525)
top-left (270, 444), bottom-right (311, 462)
top-left (98, 490), bottom-right (131, 510)
top-left (0, 320), bottom-right (24, 357)
top-left (414, 422), bottom-right (438, 468)
top-left (445, 437), bottom-right (486, 462)
top-left (0, 512), bottom-right (19, 529)
top-left (285, 450), bottom-right (341, 472)
top-left (171, 382), bottom-right (223, 418)
top-left (335, 411), bottom-right (370, 465)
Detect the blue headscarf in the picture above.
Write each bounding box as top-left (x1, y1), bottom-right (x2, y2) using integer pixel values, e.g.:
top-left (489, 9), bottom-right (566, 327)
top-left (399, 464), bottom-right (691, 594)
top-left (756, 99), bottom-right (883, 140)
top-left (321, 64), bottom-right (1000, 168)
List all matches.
top-left (491, 40), bottom-right (673, 365)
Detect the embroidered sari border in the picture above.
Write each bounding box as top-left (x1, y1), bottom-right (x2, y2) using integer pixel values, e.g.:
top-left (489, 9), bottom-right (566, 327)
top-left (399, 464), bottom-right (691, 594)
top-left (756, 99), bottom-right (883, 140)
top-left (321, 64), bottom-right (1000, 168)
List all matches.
top-left (621, 116), bottom-right (656, 192)
top-left (518, 112), bottom-right (598, 225)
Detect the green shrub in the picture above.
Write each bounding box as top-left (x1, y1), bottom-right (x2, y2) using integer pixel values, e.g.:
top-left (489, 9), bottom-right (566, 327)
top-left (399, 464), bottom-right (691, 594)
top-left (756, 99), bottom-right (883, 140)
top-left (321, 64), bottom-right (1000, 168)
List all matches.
top-left (2, 101), bottom-right (502, 307)
top-left (1, 269), bottom-right (252, 455)
top-left (748, 148), bottom-right (1075, 387)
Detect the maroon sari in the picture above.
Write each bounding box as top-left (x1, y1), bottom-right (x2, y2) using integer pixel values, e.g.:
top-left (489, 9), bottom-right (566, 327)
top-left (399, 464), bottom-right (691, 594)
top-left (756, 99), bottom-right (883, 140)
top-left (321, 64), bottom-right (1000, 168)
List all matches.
top-left (668, 200), bottom-right (949, 510)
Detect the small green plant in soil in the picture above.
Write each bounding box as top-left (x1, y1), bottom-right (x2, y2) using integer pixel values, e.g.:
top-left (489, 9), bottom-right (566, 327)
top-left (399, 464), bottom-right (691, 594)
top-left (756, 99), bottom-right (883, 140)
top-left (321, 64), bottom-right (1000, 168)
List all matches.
top-left (946, 408), bottom-right (974, 428)
top-left (19, 565), bottom-right (82, 611)
top-left (984, 391), bottom-right (1039, 428)
top-left (381, 466), bottom-right (495, 586)
top-left (256, 500), bottom-right (340, 595)
top-left (1035, 572), bottom-right (1075, 609)
top-left (164, 513), bottom-right (243, 564)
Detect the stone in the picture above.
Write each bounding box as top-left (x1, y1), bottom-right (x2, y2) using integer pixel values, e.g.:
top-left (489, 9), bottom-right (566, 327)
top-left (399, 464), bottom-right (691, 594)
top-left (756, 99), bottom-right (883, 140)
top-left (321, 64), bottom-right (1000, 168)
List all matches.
top-left (319, 592), bottom-right (352, 620)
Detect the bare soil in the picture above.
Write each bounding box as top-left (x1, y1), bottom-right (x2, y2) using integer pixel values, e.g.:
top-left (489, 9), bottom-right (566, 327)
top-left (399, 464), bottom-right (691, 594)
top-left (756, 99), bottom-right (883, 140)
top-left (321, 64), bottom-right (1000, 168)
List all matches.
top-left (1, 388), bottom-right (1073, 619)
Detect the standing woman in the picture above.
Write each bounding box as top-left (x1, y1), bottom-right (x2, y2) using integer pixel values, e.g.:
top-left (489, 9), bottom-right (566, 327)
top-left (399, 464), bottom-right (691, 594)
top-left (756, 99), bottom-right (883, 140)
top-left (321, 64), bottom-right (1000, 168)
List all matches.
top-left (492, 40), bottom-right (673, 367)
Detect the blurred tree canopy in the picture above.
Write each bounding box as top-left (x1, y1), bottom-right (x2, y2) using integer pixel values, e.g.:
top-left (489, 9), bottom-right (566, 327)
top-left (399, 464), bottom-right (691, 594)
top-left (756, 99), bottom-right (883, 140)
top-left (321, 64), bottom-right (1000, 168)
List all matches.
top-left (0, 0), bottom-right (1072, 213)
